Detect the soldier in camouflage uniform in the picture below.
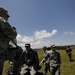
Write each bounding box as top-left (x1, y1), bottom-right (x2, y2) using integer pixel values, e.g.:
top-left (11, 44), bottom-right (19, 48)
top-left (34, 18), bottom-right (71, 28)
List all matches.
top-left (66, 46), bottom-right (72, 61)
top-left (20, 43), bottom-right (41, 75)
top-left (47, 45), bottom-right (61, 75)
top-left (40, 46), bottom-right (50, 75)
top-left (0, 7), bottom-right (17, 75)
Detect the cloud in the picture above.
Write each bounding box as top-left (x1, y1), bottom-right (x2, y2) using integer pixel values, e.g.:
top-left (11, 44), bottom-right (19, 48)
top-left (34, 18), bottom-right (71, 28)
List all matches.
top-left (17, 34), bottom-right (34, 43)
top-left (64, 31), bottom-right (75, 35)
top-left (34, 29), bottom-right (57, 40)
top-left (16, 29), bottom-right (57, 48)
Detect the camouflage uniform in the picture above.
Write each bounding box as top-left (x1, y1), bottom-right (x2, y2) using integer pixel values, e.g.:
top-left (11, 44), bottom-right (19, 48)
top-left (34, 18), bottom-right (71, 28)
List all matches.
top-left (47, 45), bottom-right (61, 75)
top-left (20, 44), bottom-right (40, 75)
top-left (0, 7), bottom-right (17, 75)
top-left (44, 50), bottom-right (50, 75)
top-left (40, 48), bottom-right (50, 75)
top-left (66, 46), bottom-right (72, 61)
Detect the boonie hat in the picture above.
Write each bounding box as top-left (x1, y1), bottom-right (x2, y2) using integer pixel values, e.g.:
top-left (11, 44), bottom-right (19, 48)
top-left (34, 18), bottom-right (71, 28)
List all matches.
top-left (0, 7), bottom-right (10, 17)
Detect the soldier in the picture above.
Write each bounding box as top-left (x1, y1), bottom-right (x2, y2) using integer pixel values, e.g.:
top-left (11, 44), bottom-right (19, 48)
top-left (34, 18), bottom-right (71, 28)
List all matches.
top-left (66, 46), bottom-right (72, 61)
top-left (47, 45), bottom-right (61, 75)
top-left (40, 46), bottom-right (50, 75)
top-left (0, 7), bottom-right (17, 75)
top-left (20, 43), bottom-right (41, 75)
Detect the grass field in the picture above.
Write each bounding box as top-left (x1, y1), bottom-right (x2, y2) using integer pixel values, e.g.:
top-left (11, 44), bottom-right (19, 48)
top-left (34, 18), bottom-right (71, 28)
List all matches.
top-left (2, 48), bottom-right (75, 75)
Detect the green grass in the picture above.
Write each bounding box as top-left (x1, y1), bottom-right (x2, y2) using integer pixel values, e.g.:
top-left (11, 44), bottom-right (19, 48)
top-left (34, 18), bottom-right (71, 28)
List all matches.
top-left (2, 49), bottom-right (75, 75)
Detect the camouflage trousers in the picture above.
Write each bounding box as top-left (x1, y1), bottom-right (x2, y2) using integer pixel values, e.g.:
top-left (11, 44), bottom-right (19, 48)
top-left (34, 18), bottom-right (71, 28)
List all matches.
top-left (67, 53), bottom-right (72, 61)
top-left (50, 66), bottom-right (60, 75)
top-left (55, 68), bottom-right (60, 75)
top-left (44, 63), bottom-right (50, 75)
top-left (20, 64), bottom-right (37, 75)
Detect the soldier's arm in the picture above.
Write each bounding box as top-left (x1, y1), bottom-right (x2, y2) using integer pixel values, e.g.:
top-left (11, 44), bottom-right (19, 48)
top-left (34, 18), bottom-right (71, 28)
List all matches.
top-left (5, 22), bottom-right (17, 38)
top-left (0, 19), bottom-right (17, 39)
top-left (34, 51), bottom-right (40, 66)
top-left (40, 58), bottom-right (46, 65)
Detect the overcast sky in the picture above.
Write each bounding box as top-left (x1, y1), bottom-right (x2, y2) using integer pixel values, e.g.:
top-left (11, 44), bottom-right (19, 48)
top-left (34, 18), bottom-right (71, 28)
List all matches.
top-left (0, 0), bottom-right (75, 49)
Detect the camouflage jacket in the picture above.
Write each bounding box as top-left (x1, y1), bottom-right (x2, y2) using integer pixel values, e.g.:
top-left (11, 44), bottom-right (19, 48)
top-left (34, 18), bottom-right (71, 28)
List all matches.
top-left (47, 50), bottom-right (61, 67)
top-left (0, 17), bottom-right (17, 50)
